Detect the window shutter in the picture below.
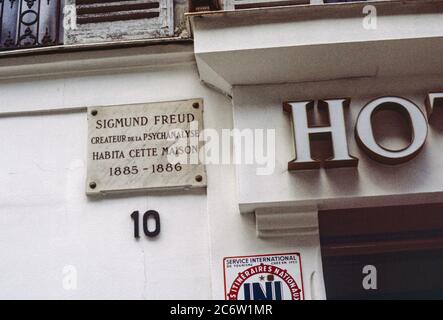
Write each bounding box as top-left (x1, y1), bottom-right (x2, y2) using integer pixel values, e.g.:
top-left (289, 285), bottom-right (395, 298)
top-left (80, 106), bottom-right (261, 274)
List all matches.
top-left (66, 0), bottom-right (174, 44)
top-left (76, 0), bottom-right (163, 24)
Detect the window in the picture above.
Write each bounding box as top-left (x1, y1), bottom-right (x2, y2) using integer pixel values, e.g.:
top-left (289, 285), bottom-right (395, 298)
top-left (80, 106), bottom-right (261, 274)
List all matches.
top-left (320, 203), bottom-right (443, 299)
top-left (65, 0), bottom-right (174, 45)
top-left (0, 0), bottom-right (62, 50)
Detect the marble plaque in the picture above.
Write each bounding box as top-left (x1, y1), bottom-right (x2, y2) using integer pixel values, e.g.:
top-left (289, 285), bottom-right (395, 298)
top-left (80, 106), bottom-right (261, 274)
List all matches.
top-left (86, 99), bottom-right (206, 195)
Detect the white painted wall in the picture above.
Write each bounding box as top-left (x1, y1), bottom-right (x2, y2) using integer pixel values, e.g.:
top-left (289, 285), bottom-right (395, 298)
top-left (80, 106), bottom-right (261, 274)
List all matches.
top-left (5, 3), bottom-right (443, 299)
top-left (0, 47), bottom-right (325, 299)
top-left (191, 1), bottom-right (443, 95)
top-left (233, 75), bottom-right (443, 213)
top-left (0, 59), bottom-right (214, 299)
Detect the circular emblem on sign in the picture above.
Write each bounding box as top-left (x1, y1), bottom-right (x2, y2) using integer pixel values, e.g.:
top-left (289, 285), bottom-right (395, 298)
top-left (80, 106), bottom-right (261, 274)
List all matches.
top-left (227, 263), bottom-right (302, 300)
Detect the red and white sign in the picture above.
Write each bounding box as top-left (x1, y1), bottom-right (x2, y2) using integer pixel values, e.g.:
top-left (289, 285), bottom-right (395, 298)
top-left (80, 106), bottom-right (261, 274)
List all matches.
top-left (223, 253), bottom-right (304, 300)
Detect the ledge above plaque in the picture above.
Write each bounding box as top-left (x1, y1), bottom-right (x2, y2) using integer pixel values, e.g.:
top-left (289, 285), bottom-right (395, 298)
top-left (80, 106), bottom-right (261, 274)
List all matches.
top-left (86, 99), bottom-right (206, 196)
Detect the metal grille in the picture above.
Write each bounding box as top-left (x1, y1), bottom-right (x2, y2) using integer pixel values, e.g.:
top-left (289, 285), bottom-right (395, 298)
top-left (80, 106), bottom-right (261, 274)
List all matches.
top-left (76, 0), bottom-right (162, 24)
top-left (0, 0), bottom-right (62, 50)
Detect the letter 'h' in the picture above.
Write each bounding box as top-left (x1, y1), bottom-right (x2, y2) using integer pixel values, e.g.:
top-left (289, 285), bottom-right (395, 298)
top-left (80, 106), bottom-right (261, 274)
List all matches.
top-left (283, 99), bottom-right (358, 170)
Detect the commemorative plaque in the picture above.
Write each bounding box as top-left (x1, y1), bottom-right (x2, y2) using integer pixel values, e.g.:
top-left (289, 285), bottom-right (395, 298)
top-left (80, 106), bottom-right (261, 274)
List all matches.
top-left (86, 99), bottom-right (206, 195)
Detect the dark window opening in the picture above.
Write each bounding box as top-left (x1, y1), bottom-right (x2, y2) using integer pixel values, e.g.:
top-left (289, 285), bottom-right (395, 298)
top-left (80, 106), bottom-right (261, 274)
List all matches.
top-left (319, 203), bottom-right (443, 299)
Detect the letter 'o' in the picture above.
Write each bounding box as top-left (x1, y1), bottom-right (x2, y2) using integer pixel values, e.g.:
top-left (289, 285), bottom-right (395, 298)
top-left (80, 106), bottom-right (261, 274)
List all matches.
top-left (355, 97), bottom-right (428, 164)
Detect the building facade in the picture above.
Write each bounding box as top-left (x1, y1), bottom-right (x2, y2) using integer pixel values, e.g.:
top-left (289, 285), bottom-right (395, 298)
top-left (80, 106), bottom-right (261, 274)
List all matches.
top-left (1, 0), bottom-right (443, 299)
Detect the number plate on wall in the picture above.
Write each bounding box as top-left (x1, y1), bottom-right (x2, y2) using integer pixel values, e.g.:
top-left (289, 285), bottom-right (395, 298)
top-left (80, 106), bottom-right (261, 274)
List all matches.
top-left (86, 99), bottom-right (206, 196)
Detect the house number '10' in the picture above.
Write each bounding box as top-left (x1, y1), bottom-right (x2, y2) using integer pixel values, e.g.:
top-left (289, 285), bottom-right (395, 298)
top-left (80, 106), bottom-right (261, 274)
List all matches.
top-left (130, 210), bottom-right (161, 238)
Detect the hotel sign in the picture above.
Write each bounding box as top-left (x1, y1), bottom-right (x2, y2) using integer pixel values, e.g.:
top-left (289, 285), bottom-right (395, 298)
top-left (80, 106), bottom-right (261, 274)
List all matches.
top-left (86, 99), bottom-right (206, 195)
top-left (284, 93), bottom-right (443, 170)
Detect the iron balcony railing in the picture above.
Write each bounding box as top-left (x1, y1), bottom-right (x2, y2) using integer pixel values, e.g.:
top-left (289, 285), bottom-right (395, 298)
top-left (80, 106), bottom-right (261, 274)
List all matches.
top-left (0, 0), bottom-right (62, 51)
